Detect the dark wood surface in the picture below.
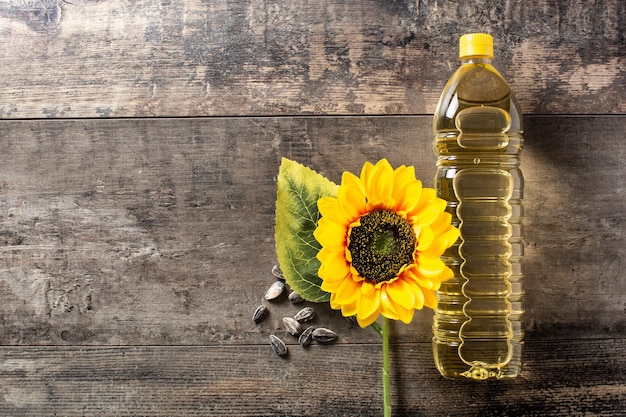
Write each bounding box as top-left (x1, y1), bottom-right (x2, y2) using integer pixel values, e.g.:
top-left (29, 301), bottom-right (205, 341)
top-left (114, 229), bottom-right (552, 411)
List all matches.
top-left (0, 0), bottom-right (624, 416)
top-left (0, 0), bottom-right (624, 117)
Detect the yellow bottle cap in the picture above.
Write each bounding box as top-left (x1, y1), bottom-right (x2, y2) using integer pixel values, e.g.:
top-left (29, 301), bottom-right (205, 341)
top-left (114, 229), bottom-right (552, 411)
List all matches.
top-left (459, 33), bottom-right (493, 58)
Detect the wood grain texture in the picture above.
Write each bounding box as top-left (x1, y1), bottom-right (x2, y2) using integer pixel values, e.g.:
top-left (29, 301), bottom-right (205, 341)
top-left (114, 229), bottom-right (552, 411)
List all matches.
top-left (1, 1), bottom-right (624, 414)
top-left (0, 116), bottom-right (623, 347)
top-left (0, 340), bottom-right (624, 416)
top-left (0, 0), bottom-right (624, 118)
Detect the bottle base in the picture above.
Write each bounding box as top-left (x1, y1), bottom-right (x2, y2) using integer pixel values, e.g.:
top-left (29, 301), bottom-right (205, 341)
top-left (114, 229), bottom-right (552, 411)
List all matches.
top-left (433, 340), bottom-right (522, 380)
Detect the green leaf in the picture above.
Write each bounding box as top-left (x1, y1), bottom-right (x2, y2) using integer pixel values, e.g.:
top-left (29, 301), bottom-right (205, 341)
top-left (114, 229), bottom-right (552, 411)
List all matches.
top-left (275, 158), bottom-right (338, 303)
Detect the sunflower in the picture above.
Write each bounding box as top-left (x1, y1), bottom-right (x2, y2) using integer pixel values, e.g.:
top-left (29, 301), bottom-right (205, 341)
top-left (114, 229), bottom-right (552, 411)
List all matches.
top-left (313, 159), bottom-right (459, 328)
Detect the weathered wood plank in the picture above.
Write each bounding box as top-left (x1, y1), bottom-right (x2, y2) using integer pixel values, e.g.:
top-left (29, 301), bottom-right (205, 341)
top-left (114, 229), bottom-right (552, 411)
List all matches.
top-left (0, 339), bottom-right (624, 416)
top-left (523, 116), bottom-right (626, 339)
top-left (0, 0), bottom-right (624, 118)
top-left (0, 116), bottom-right (623, 346)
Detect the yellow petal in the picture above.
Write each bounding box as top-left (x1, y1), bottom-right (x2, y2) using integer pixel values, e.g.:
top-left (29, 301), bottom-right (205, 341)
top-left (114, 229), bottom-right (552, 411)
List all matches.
top-left (335, 275), bottom-right (360, 305)
top-left (321, 276), bottom-right (344, 292)
top-left (341, 301), bottom-right (358, 317)
top-left (360, 280), bottom-right (376, 297)
top-left (357, 285), bottom-right (381, 320)
top-left (410, 189), bottom-right (445, 223)
top-left (341, 170), bottom-right (365, 195)
top-left (379, 287), bottom-right (400, 321)
top-left (381, 286), bottom-right (414, 323)
top-left (425, 225), bottom-right (459, 257)
top-left (445, 226), bottom-right (460, 248)
top-left (411, 198), bottom-right (447, 227)
top-left (397, 305), bottom-right (415, 324)
top-left (369, 160), bottom-right (395, 205)
top-left (424, 235), bottom-right (448, 257)
top-left (405, 268), bottom-right (438, 291)
top-left (338, 185), bottom-right (366, 221)
top-left (414, 187), bottom-right (436, 208)
top-left (391, 165), bottom-right (415, 199)
top-left (349, 264), bottom-right (367, 282)
top-left (416, 225), bottom-right (434, 251)
top-left (438, 265), bottom-right (454, 283)
top-left (397, 181), bottom-right (423, 213)
top-left (392, 165), bottom-right (415, 194)
top-left (412, 283), bottom-right (425, 310)
top-left (357, 308), bottom-right (380, 328)
top-left (318, 248), bottom-right (350, 279)
top-left (314, 218), bottom-right (347, 250)
top-left (360, 161), bottom-right (376, 183)
top-left (423, 289), bottom-right (438, 309)
top-left (416, 253), bottom-right (446, 278)
top-left (430, 211), bottom-right (453, 235)
top-left (345, 246), bottom-right (353, 263)
top-left (407, 263), bottom-right (452, 291)
top-left (428, 212), bottom-right (459, 248)
top-left (318, 197), bottom-right (347, 225)
top-left (329, 291), bottom-right (342, 310)
top-left (386, 279), bottom-right (416, 311)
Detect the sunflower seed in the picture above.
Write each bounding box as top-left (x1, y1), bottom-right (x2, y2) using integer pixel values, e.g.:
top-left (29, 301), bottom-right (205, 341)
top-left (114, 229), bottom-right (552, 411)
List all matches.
top-left (288, 291), bottom-right (304, 304)
top-left (298, 326), bottom-right (315, 346)
top-left (282, 317), bottom-right (302, 336)
top-left (269, 335), bottom-right (288, 357)
top-left (344, 315), bottom-right (358, 326)
top-left (312, 327), bottom-right (338, 343)
top-left (271, 264), bottom-right (285, 281)
top-left (294, 307), bottom-right (315, 323)
top-left (264, 281), bottom-right (285, 301)
top-left (252, 305), bottom-right (268, 324)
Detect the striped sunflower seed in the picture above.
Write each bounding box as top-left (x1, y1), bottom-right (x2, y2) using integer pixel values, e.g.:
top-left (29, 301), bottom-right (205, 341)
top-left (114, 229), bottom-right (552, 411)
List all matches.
top-left (294, 307), bottom-right (315, 323)
top-left (288, 291), bottom-right (304, 304)
top-left (282, 317), bottom-right (302, 336)
top-left (312, 327), bottom-right (338, 343)
top-left (271, 264), bottom-right (285, 281)
top-left (264, 281), bottom-right (285, 301)
top-left (252, 305), bottom-right (268, 324)
top-left (269, 335), bottom-right (288, 357)
top-left (298, 326), bottom-right (315, 346)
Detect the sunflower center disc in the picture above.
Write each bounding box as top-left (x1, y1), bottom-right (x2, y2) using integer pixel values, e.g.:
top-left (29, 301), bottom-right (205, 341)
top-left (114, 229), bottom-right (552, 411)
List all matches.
top-left (348, 209), bottom-right (416, 284)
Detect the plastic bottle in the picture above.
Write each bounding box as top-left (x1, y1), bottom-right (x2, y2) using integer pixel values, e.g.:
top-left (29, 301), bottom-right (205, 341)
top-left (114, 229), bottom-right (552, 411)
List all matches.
top-left (431, 33), bottom-right (524, 380)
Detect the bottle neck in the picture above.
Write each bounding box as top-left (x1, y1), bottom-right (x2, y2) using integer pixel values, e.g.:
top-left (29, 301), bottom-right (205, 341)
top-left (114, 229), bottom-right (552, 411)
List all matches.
top-left (460, 56), bottom-right (492, 64)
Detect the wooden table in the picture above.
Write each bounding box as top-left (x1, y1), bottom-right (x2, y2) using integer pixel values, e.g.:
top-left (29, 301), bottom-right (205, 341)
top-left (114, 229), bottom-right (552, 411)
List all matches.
top-left (1, 1), bottom-right (624, 415)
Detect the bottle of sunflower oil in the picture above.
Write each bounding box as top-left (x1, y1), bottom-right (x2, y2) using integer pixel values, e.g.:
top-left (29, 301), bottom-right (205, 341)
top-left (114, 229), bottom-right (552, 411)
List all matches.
top-left (431, 33), bottom-right (524, 380)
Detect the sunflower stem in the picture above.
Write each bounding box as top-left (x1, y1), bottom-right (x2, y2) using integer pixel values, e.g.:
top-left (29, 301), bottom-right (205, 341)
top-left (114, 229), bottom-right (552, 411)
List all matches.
top-left (382, 317), bottom-right (391, 417)
top-left (371, 321), bottom-right (383, 336)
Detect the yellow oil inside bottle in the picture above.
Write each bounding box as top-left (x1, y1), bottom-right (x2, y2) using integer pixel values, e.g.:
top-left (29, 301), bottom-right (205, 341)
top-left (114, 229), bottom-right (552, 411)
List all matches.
top-left (432, 34), bottom-right (524, 380)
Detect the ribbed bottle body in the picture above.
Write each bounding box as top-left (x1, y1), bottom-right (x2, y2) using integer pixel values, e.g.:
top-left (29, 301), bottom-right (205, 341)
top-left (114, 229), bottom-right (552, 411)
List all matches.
top-left (432, 60), bottom-right (524, 380)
